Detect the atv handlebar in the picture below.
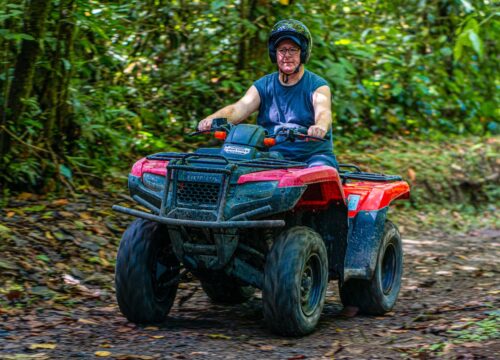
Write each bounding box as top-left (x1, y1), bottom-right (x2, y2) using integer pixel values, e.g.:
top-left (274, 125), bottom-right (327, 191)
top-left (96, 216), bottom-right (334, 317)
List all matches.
top-left (190, 120), bottom-right (326, 144)
top-left (190, 118), bottom-right (233, 136)
top-left (269, 127), bottom-right (326, 143)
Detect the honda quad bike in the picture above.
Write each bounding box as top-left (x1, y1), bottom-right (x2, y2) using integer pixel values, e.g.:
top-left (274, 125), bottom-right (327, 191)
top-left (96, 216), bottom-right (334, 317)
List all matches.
top-left (112, 119), bottom-right (410, 336)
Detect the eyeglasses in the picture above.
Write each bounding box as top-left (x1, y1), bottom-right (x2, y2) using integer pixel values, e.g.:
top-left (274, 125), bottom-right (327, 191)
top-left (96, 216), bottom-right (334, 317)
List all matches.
top-left (277, 47), bottom-right (300, 56)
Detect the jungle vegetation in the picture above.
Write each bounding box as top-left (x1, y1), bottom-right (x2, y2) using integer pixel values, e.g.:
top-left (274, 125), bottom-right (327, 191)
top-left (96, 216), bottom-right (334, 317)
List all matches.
top-left (0, 0), bottom-right (498, 193)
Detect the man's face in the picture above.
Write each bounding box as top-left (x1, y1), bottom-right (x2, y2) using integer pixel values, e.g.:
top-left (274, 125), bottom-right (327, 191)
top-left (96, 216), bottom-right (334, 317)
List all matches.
top-left (276, 39), bottom-right (301, 74)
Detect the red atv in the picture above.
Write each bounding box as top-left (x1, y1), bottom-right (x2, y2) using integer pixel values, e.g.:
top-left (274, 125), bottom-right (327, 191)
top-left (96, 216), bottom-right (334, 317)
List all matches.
top-left (113, 119), bottom-right (410, 336)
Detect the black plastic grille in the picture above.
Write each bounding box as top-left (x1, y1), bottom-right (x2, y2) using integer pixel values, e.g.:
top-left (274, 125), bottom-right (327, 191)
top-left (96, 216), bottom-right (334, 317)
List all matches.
top-left (176, 181), bottom-right (220, 206)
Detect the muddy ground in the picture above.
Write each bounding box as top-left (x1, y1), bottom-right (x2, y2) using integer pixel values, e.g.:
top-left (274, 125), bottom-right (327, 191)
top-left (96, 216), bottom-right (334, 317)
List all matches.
top-left (0, 193), bottom-right (498, 359)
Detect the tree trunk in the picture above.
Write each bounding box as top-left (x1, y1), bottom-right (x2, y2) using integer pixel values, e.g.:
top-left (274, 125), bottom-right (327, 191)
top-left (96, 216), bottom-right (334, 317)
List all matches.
top-left (1, 0), bottom-right (51, 155)
top-left (42, 0), bottom-right (77, 152)
top-left (238, 0), bottom-right (261, 71)
top-left (57, 0), bottom-right (78, 152)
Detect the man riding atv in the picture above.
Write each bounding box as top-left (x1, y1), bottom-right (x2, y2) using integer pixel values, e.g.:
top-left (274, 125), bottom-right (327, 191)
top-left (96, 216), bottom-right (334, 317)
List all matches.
top-left (112, 19), bottom-right (410, 337)
top-left (198, 19), bottom-right (338, 169)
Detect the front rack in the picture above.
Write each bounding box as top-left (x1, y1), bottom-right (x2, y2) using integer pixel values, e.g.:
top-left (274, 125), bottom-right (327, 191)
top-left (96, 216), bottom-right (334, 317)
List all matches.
top-left (146, 152), bottom-right (187, 161)
top-left (146, 152), bottom-right (307, 169)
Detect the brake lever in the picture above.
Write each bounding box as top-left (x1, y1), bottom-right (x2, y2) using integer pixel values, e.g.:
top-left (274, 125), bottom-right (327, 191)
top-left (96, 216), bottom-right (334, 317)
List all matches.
top-left (188, 130), bottom-right (212, 136)
top-left (296, 133), bottom-right (326, 142)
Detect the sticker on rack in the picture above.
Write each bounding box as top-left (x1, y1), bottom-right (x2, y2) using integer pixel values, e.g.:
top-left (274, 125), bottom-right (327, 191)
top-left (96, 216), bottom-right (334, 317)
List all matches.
top-left (223, 145), bottom-right (251, 155)
top-left (347, 195), bottom-right (361, 211)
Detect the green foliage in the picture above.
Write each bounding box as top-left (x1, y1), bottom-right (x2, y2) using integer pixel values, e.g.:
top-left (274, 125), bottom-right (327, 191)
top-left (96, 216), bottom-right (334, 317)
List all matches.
top-left (0, 0), bottom-right (498, 192)
top-left (421, 311), bottom-right (500, 356)
top-left (448, 311), bottom-right (500, 342)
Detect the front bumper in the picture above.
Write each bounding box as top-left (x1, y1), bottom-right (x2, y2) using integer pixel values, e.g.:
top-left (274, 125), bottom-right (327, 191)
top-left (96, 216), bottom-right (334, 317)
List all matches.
top-left (112, 205), bottom-right (285, 228)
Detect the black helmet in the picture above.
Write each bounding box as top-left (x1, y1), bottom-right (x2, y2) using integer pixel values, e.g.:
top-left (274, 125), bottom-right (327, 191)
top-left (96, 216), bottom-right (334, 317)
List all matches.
top-left (268, 19), bottom-right (312, 64)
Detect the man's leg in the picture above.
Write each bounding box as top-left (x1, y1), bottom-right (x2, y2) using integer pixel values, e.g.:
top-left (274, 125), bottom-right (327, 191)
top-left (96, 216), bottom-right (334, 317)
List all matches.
top-left (306, 154), bottom-right (339, 169)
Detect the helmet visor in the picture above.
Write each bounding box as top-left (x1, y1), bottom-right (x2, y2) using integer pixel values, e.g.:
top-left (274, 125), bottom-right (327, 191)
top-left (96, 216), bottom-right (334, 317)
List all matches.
top-left (273, 35), bottom-right (301, 49)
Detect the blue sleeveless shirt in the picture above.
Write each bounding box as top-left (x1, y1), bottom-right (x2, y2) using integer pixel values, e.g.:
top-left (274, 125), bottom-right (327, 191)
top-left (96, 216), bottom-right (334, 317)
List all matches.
top-left (253, 70), bottom-right (334, 161)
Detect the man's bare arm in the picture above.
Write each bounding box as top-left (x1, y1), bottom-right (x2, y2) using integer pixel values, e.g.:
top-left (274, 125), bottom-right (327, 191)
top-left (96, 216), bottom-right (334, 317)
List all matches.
top-left (309, 85), bottom-right (332, 138)
top-left (198, 86), bottom-right (261, 130)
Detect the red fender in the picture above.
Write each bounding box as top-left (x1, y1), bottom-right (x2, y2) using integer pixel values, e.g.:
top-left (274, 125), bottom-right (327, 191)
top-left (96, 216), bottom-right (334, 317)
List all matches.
top-left (131, 158), bottom-right (168, 177)
top-left (343, 181), bottom-right (410, 217)
top-left (237, 166), bottom-right (345, 210)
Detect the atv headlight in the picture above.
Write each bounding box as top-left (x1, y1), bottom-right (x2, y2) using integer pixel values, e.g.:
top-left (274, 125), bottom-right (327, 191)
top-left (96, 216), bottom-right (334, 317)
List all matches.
top-left (142, 173), bottom-right (165, 192)
top-left (233, 181), bottom-right (278, 200)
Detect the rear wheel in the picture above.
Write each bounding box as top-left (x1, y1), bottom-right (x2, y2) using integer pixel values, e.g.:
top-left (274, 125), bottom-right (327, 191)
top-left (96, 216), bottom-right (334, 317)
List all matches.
top-left (115, 219), bottom-right (180, 323)
top-left (339, 221), bottom-right (403, 314)
top-left (263, 226), bottom-right (328, 336)
top-left (200, 272), bottom-right (255, 304)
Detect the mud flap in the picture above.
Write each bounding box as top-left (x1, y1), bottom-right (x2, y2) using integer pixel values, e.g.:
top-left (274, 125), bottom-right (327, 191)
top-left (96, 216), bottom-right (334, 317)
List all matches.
top-left (343, 207), bottom-right (388, 282)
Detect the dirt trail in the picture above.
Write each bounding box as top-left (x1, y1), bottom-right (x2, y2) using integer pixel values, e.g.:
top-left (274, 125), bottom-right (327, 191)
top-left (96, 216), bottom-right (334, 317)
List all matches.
top-left (0, 194), bottom-right (498, 359)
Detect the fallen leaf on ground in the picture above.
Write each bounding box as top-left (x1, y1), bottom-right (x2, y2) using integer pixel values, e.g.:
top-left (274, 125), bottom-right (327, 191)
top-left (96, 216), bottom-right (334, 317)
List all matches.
top-left (95, 351), bottom-right (112, 357)
top-left (51, 199), bottom-right (69, 207)
top-left (0, 259), bottom-right (18, 270)
top-left (78, 318), bottom-right (98, 325)
top-left (6, 290), bottom-right (23, 301)
top-left (259, 345), bottom-right (275, 351)
top-left (144, 326), bottom-right (159, 331)
top-left (97, 306), bottom-right (116, 312)
top-left (207, 333), bottom-right (231, 340)
top-left (28, 343), bottom-right (57, 350)
top-left (64, 274), bottom-right (81, 285)
top-left (116, 327), bottom-right (133, 333)
top-left (0, 224), bottom-right (12, 234)
top-left (324, 340), bottom-right (344, 357)
top-left (2, 354), bottom-right (49, 359)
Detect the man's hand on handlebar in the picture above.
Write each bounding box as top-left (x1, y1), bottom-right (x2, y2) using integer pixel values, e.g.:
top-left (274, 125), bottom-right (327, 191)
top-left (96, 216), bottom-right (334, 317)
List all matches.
top-left (271, 126), bottom-right (326, 143)
top-left (198, 118), bottom-right (214, 131)
top-left (307, 125), bottom-right (327, 139)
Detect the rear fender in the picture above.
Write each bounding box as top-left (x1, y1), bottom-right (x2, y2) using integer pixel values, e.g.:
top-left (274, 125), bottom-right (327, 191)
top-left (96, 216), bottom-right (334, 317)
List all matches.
top-left (343, 181), bottom-right (409, 282)
top-left (344, 181), bottom-right (410, 217)
top-left (343, 207), bottom-right (388, 282)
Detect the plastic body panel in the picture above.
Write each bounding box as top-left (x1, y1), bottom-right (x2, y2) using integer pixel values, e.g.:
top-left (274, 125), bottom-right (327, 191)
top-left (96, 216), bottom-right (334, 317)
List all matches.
top-left (238, 166), bottom-right (345, 210)
top-left (341, 181), bottom-right (409, 281)
top-left (343, 208), bottom-right (389, 282)
top-left (343, 181), bottom-right (410, 217)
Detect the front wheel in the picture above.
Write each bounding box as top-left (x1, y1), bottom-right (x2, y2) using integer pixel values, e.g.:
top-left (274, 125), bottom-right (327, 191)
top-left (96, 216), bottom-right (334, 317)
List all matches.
top-left (115, 219), bottom-right (180, 323)
top-left (263, 226), bottom-right (328, 336)
top-left (339, 220), bottom-right (403, 314)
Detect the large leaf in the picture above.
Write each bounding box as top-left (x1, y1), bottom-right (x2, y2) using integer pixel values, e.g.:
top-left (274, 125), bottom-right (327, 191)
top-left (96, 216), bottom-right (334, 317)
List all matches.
top-left (468, 30), bottom-right (484, 60)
